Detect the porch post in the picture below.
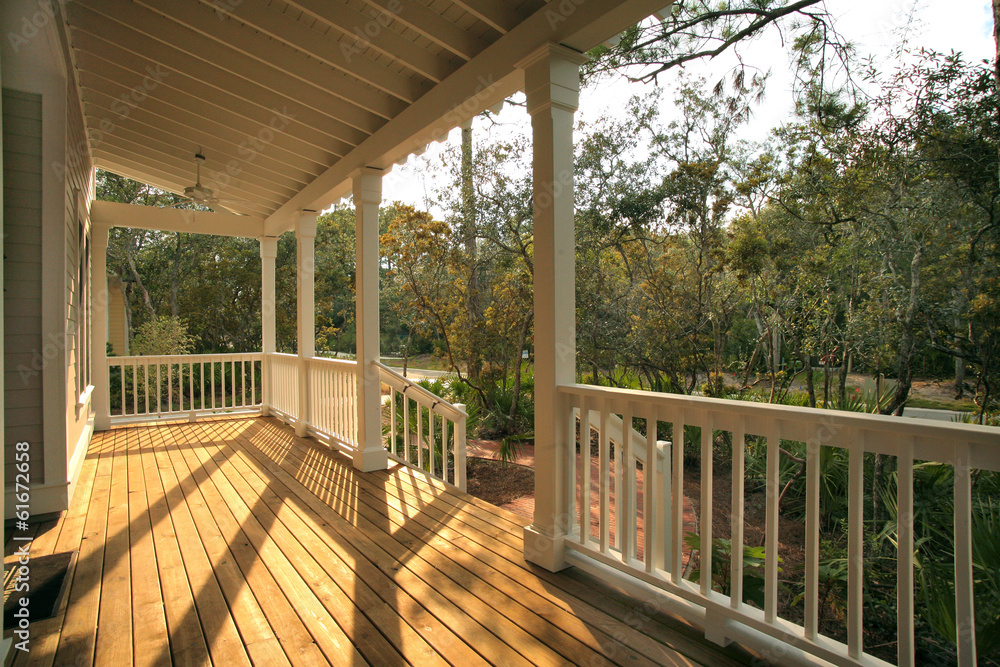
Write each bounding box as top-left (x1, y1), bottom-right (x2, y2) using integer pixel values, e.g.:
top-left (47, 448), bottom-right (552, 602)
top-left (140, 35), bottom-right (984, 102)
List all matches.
top-left (518, 43), bottom-right (587, 572)
top-left (295, 212), bottom-right (317, 437)
top-left (353, 167), bottom-right (388, 472)
top-left (92, 224), bottom-right (110, 431)
top-left (259, 236), bottom-right (277, 416)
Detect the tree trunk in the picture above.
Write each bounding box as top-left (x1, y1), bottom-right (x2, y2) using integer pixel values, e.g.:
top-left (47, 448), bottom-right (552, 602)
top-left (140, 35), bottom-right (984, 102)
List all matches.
top-left (993, 0), bottom-right (1000, 188)
top-left (402, 328), bottom-right (413, 378)
top-left (837, 347), bottom-right (848, 407)
top-left (884, 248), bottom-right (923, 416)
top-left (123, 231), bottom-right (155, 320)
top-left (460, 124), bottom-right (482, 383)
top-left (802, 351), bottom-right (816, 407)
top-left (955, 355), bottom-right (966, 398)
top-left (169, 232), bottom-right (184, 318)
top-left (508, 314), bottom-right (533, 424)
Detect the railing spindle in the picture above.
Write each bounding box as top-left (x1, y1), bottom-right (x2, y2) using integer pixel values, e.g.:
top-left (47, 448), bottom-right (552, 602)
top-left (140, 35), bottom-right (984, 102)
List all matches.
top-left (580, 397), bottom-right (592, 545)
top-left (897, 436), bottom-right (914, 666)
top-left (804, 432), bottom-right (821, 639)
top-left (764, 424), bottom-right (780, 623)
top-left (599, 399), bottom-right (611, 554)
top-left (730, 424), bottom-right (745, 609)
top-left (848, 429), bottom-right (864, 659)
top-left (671, 417), bottom-right (685, 583)
top-left (644, 407), bottom-right (657, 573)
top-left (699, 413), bottom-right (713, 597)
top-left (954, 441), bottom-right (977, 667)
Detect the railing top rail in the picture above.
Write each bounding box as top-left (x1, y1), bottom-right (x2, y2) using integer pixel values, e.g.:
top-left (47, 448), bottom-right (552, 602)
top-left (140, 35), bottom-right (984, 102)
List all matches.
top-left (559, 382), bottom-right (1000, 445)
top-left (308, 356), bottom-right (359, 372)
top-left (109, 352), bottom-right (264, 363)
top-left (374, 361), bottom-right (467, 421)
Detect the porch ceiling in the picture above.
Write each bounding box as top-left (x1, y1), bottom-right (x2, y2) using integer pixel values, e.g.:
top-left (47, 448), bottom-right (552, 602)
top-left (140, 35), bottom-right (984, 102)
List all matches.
top-left (64, 0), bottom-right (670, 234)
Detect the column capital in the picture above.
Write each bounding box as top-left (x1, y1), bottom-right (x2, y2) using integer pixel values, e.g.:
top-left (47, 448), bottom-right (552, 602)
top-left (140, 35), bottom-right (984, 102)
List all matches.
top-left (296, 210), bottom-right (317, 239)
top-left (517, 43), bottom-right (588, 116)
top-left (91, 223), bottom-right (110, 249)
top-left (352, 167), bottom-right (383, 205)
top-left (259, 236), bottom-right (278, 259)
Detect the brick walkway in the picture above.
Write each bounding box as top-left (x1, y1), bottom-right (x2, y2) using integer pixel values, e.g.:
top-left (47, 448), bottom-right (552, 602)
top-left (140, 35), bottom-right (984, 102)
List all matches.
top-left (469, 440), bottom-right (698, 566)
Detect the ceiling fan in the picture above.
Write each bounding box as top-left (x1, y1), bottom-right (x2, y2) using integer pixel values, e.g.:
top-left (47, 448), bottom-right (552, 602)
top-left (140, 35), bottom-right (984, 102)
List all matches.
top-left (166, 151), bottom-right (259, 215)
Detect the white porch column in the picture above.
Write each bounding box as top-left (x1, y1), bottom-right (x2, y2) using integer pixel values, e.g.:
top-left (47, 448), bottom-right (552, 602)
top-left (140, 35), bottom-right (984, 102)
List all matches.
top-left (92, 225), bottom-right (110, 431)
top-left (519, 43), bottom-right (587, 572)
top-left (295, 212), bottom-right (317, 437)
top-left (353, 167), bottom-right (388, 472)
top-left (260, 236), bottom-right (277, 416)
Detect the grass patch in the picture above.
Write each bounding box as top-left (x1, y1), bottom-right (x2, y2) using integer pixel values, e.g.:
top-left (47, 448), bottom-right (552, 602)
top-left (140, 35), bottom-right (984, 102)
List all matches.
top-left (905, 396), bottom-right (977, 412)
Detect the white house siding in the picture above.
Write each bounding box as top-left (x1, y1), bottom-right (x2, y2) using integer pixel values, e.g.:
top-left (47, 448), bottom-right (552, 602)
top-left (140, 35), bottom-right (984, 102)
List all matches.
top-left (3, 89), bottom-right (46, 488)
top-left (61, 69), bottom-right (95, 513)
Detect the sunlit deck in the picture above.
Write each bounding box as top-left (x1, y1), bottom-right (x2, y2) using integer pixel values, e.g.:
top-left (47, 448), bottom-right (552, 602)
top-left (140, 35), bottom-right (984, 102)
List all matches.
top-left (5, 417), bottom-right (755, 667)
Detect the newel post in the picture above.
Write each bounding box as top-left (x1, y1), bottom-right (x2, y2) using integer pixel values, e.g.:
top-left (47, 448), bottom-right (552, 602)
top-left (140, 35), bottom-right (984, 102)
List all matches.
top-left (295, 212), bottom-right (317, 437)
top-left (353, 167), bottom-right (388, 472)
top-left (518, 43), bottom-right (587, 571)
top-left (92, 224), bottom-right (110, 431)
top-left (260, 236), bottom-right (277, 416)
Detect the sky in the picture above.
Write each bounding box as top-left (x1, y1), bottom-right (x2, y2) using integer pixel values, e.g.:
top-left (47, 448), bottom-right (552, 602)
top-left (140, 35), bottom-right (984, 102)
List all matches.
top-left (369, 0), bottom-right (995, 216)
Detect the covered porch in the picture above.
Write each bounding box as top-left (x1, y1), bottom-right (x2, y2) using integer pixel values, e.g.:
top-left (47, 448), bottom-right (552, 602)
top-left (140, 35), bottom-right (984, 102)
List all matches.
top-left (5, 416), bottom-right (754, 666)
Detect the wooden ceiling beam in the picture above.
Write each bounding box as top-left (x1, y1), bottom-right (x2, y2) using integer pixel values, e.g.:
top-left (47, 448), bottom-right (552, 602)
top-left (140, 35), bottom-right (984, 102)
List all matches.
top-left (80, 90), bottom-right (327, 184)
top-left (92, 200), bottom-right (266, 238)
top-left (72, 32), bottom-right (371, 146)
top-left (93, 144), bottom-right (286, 210)
top-left (94, 123), bottom-right (311, 192)
top-left (76, 57), bottom-right (354, 161)
top-left (135, 0), bottom-right (425, 102)
top-left (226, 0), bottom-right (453, 83)
top-left (94, 154), bottom-right (273, 217)
top-left (69, 0), bottom-right (406, 118)
top-left (358, 0), bottom-right (489, 61)
top-left (94, 133), bottom-right (299, 203)
top-left (78, 82), bottom-right (330, 173)
top-left (448, 0), bottom-right (541, 34)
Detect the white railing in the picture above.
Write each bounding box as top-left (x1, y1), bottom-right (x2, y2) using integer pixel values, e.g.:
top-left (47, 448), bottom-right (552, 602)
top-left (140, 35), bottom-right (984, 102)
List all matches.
top-left (307, 356), bottom-right (358, 450)
top-left (267, 352), bottom-right (299, 418)
top-left (558, 383), bottom-right (1000, 667)
top-left (377, 363), bottom-right (467, 491)
top-left (107, 353), bottom-right (263, 423)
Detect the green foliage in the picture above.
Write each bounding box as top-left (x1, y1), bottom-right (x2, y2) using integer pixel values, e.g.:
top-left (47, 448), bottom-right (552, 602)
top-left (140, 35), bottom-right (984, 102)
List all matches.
top-left (684, 533), bottom-right (773, 608)
top-left (130, 317), bottom-right (194, 356)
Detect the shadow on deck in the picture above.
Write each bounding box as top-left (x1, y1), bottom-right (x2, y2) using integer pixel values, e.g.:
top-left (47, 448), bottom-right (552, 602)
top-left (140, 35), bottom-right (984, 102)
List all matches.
top-left (4, 416), bottom-right (759, 666)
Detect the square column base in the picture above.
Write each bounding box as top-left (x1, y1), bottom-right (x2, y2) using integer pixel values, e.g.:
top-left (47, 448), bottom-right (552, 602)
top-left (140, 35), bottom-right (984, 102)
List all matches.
top-left (353, 447), bottom-right (388, 473)
top-left (523, 524), bottom-right (572, 572)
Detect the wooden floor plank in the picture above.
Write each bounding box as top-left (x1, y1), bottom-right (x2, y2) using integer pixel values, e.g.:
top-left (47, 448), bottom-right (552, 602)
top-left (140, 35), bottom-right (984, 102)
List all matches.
top-left (201, 425), bottom-right (493, 667)
top-left (162, 422), bottom-right (308, 666)
top-left (162, 427), bottom-right (330, 667)
top-left (138, 425), bottom-right (212, 667)
top-left (95, 429), bottom-right (133, 666)
top-left (124, 425), bottom-right (172, 667)
top-left (169, 424), bottom-right (368, 666)
top-left (190, 425), bottom-right (426, 667)
top-left (51, 427), bottom-right (117, 667)
top-left (248, 418), bottom-right (752, 667)
top-left (21, 417), bottom-right (754, 667)
top-left (149, 425), bottom-right (251, 667)
top-left (229, 425), bottom-right (629, 667)
top-left (215, 424), bottom-right (536, 667)
top-left (9, 434), bottom-right (109, 667)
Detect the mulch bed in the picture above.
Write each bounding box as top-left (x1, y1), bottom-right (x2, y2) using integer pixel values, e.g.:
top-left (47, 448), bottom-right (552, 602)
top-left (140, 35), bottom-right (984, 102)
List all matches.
top-left (464, 457), bottom-right (535, 506)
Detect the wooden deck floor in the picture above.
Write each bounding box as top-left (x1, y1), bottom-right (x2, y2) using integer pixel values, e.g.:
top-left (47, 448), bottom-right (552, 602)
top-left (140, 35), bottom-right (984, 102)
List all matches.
top-left (4, 417), bottom-right (757, 667)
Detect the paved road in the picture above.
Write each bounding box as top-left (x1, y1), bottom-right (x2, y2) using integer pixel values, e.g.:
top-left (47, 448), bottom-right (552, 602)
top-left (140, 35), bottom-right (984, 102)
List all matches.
top-left (383, 367), bottom-right (453, 381)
